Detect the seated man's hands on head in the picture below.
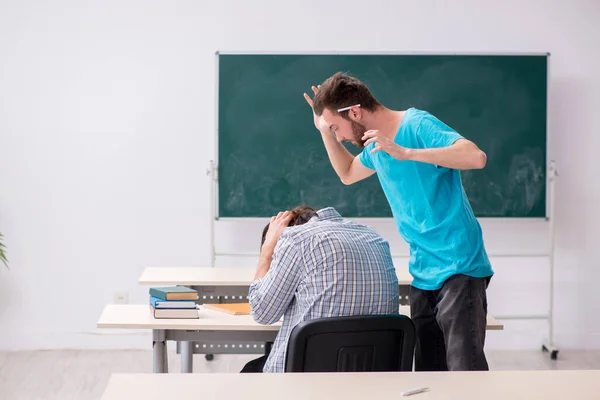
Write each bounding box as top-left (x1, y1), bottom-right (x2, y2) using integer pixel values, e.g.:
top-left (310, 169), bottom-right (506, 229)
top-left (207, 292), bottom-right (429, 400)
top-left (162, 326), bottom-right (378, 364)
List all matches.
top-left (255, 206), bottom-right (318, 281)
top-left (261, 211), bottom-right (293, 253)
top-left (255, 211), bottom-right (293, 280)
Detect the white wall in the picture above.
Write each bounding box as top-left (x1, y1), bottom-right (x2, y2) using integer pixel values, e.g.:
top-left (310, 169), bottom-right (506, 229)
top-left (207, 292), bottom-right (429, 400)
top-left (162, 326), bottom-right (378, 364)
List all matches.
top-left (0, 0), bottom-right (598, 350)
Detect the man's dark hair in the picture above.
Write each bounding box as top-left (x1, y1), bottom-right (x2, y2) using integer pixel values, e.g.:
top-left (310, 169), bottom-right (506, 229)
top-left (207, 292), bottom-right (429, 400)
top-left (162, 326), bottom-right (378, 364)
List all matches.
top-left (312, 72), bottom-right (381, 118)
top-left (260, 205), bottom-right (318, 248)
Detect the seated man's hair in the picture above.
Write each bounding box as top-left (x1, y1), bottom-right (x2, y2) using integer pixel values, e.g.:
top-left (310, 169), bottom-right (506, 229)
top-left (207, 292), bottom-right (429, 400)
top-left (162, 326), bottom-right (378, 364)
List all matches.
top-left (260, 205), bottom-right (318, 248)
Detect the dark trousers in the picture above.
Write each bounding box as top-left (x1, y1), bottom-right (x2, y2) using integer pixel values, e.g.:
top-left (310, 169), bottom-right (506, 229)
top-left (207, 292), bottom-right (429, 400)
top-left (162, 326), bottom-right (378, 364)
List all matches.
top-left (240, 355), bottom-right (267, 373)
top-left (410, 274), bottom-right (491, 371)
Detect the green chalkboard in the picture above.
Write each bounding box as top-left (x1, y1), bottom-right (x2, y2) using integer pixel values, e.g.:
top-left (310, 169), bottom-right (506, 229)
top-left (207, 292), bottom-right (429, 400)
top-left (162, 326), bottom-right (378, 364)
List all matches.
top-left (217, 53), bottom-right (547, 218)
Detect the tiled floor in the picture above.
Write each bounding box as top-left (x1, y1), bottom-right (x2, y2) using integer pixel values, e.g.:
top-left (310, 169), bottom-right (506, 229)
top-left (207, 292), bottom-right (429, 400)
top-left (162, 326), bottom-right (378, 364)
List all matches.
top-left (0, 349), bottom-right (599, 400)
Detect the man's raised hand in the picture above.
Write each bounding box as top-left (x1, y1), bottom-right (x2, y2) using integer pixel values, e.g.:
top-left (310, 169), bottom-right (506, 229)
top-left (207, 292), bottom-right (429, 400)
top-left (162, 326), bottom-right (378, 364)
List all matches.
top-left (363, 130), bottom-right (410, 159)
top-left (303, 85), bottom-right (323, 130)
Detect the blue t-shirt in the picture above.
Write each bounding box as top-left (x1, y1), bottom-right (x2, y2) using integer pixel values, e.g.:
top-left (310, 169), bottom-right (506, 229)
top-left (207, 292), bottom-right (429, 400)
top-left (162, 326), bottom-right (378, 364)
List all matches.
top-left (359, 108), bottom-right (493, 290)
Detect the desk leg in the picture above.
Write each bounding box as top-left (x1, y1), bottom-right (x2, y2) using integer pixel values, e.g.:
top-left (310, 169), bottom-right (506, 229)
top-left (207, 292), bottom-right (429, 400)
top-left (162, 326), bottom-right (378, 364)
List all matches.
top-left (152, 329), bottom-right (168, 373)
top-left (180, 341), bottom-right (194, 373)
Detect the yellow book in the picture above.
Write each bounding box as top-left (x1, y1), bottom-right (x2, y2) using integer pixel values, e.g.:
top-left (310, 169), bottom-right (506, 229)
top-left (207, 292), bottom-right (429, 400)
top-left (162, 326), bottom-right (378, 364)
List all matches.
top-left (202, 303), bottom-right (252, 315)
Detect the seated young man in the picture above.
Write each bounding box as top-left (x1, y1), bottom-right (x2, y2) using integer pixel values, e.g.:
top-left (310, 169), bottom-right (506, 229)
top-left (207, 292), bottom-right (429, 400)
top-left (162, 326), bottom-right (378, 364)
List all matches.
top-left (241, 205), bottom-right (400, 373)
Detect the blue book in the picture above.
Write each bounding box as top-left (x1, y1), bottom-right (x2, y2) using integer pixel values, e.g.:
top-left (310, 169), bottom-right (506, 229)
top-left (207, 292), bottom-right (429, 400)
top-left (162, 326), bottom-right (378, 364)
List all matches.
top-left (149, 286), bottom-right (198, 301)
top-left (149, 296), bottom-right (197, 309)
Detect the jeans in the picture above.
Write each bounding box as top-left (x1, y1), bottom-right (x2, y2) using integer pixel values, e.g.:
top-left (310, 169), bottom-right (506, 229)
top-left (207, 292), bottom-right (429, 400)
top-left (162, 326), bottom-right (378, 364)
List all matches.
top-left (410, 274), bottom-right (491, 371)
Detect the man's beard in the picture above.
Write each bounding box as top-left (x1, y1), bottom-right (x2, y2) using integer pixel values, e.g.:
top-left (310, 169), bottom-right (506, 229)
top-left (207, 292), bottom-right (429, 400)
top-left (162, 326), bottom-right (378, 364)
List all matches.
top-left (351, 120), bottom-right (367, 148)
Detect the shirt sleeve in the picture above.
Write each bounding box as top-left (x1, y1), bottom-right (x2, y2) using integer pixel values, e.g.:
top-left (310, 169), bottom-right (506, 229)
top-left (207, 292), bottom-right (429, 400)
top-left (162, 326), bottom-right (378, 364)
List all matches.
top-left (417, 112), bottom-right (464, 149)
top-left (248, 233), bottom-right (303, 325)
top-left (359, 145), bottom-right (375, 170)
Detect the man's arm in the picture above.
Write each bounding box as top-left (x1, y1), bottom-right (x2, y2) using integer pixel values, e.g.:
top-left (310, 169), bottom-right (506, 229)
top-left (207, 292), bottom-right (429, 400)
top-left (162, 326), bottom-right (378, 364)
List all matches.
top-left (253, 241), bottom-right (275, 280)
top-left (406, 138), bottom-right (487, 170)
top-left (249, 235), bottom-right (303, 325)
top-left (363, 116), bottom-right (487, 171)
top-left (304, 86), bottom-right (374, 185)
top-left (364, 132), bottom-right (486, 170)
top-left (319, 127), bottom-right (375, 185)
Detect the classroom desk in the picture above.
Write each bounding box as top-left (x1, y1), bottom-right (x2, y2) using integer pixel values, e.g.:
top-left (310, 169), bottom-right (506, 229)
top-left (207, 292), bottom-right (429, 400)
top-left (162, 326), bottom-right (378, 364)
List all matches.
top-left (139, 266), bottom-right (414, 305)
top-left (139, 266), bottom-right (413, 286)
top-left (138, 266), bottom-right (414, 371)
top-left (101, 370), bottom-right (600, 400)
top-left (97, 304), bottom-right (503, 374)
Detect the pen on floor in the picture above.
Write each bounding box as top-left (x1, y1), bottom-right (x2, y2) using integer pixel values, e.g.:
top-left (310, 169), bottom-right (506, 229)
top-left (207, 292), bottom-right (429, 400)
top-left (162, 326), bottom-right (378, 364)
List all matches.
top-left (401, 387), bottom-right (429, 396)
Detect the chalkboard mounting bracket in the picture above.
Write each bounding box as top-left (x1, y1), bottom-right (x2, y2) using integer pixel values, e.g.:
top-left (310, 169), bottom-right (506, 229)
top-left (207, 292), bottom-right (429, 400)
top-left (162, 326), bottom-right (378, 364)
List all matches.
top-left (207, 160), bottom-right (218, 182)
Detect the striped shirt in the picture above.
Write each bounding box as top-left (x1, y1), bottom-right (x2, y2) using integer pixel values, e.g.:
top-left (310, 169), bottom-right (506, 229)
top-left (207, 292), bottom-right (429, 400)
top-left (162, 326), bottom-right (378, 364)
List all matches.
top-left (248, 207), bottom-right (399, 373)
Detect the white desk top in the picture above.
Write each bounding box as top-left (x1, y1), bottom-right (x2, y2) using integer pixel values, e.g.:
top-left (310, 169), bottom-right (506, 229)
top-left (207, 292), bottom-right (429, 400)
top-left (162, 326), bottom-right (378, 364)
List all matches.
top-left (97, 304), bottom-right (280, 331)
top-left (138, 266), bottom-right (413, 286)
top-left (97, 304), bottom-right (503, 331)
top-left (101, 370), bottom-right (600, 400)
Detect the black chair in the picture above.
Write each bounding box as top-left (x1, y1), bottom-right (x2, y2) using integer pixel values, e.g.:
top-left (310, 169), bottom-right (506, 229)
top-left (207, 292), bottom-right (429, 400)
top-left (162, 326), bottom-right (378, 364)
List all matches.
top-left (284, 314), bottom-right (416, 372)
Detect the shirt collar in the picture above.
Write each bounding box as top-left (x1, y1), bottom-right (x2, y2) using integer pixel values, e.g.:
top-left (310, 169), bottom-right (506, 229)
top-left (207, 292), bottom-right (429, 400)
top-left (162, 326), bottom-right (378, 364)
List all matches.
top-left (315, 207), bottom-right (343, 222)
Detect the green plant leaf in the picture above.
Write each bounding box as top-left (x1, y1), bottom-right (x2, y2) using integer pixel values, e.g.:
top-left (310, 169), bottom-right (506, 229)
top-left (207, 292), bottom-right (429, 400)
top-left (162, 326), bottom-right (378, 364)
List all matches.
top-left (0, 233), bottom-right (8, 269)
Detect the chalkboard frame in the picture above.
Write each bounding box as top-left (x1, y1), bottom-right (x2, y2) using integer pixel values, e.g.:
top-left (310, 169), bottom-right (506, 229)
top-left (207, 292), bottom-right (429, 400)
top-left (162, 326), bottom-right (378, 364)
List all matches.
top-left (212, 51), bottom-right (550, 221)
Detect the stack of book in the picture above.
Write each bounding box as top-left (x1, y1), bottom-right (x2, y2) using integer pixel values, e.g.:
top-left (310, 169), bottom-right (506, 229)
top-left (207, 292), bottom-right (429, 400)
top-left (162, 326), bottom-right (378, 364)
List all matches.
top-left (149, 286), bottom-right (199, 319)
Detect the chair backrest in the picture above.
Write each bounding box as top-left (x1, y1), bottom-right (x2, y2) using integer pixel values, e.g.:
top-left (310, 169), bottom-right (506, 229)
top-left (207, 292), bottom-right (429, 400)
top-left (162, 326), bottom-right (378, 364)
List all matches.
top-left (284, 314), bottom-right (415, 372)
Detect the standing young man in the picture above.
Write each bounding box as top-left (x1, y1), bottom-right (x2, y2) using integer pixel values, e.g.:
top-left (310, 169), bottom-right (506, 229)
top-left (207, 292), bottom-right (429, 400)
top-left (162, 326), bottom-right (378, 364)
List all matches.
top-left (304, 72), bottom-right (494, 371)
